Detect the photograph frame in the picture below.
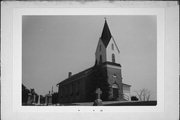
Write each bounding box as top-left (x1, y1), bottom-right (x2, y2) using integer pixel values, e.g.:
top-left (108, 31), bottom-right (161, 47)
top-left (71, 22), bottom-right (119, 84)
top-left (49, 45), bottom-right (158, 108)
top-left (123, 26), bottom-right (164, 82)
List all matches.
top-left (1, 1), bottom-right (179, 120)
top-left (13, 7), bottom-right (164, 112)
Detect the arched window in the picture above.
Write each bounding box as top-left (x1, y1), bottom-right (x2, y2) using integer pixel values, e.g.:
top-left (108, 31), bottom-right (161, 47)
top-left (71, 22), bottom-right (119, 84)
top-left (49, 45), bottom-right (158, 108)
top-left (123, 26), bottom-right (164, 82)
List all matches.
top-left (99, 45), bottom-right (101, 51)
top-left (72, 83), bottom-right (75, 96)
top-left (70, 84), bottom-right (73, 96)
top-left (112, 54), bottom-right (115, 63)
top-left (112, 44), bottom-right (114, 50)
top-left (62, 87), bottom-right (65, 97)
top-left (60, 87), bottom-right (62, 97)
top-left (100, 55), bottom-right (102, 64)
top-left (77, 81), bottom-right (80, 96)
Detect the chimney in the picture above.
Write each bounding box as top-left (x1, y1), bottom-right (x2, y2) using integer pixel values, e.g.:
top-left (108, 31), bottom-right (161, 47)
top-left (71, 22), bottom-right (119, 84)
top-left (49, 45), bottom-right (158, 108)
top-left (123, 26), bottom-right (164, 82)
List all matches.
top-left (68, 72), bottom-right (72, 78)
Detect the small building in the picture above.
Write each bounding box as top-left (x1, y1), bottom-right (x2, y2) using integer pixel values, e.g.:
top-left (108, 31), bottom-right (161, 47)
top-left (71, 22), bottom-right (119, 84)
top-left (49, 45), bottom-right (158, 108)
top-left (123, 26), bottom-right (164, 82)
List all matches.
top-left (57, 19), bottom-right (131, 103)
top-left (123, 83), bottom-right (131, 101)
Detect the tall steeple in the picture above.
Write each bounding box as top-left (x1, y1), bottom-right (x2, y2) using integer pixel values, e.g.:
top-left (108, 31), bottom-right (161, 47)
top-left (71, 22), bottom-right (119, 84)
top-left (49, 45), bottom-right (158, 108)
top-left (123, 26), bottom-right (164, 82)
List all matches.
top-left (95, 18), bottom-right (120, 65)
top-left (100, 19), bottom-right (112, 47)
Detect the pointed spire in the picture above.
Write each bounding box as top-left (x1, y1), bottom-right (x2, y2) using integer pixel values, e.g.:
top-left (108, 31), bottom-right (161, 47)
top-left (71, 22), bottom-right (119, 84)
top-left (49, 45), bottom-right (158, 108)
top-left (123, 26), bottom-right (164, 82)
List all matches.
top-left (100, 19), bottom-right (112, 47)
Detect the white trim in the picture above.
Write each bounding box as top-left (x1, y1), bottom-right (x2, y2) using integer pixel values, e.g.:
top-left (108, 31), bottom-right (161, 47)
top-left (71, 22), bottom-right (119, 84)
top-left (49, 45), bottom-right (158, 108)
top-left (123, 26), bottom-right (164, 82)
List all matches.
top-left (105, 64), bottom-right (121, 69)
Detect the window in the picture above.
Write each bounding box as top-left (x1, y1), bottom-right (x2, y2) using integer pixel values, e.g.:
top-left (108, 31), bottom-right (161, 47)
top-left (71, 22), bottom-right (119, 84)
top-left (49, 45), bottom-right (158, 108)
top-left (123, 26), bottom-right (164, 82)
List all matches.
top-left (76, 81), bottom-right (80, 96)
top-left (112, 84), bottom-right (118, 88)
top-left (112, 54), bottom-right (115, 63)
top-left (61, 87), bottom-right (64, 98)
top-left (70, 84), bottom-right (73, 96)
top-left (68, 85), bottom-right (70, 97)
top-left (62, 87), bottom-right (65, 96)
top-left (112, 74), bottom-right (117, 78)
top-left (100, 55), bottom-right (102, 64)
top-left (60, 88), bottom-right (62, 97)
top-left (72, 82), bottom-right (75, 96)
top-left (72, 83), bottom-right (75, 96)
top-left (112, 44), bottom-right (114, 50)
top-left (64, 87), bottom-right (67, 97)
top-left (99, 45), bottom-right (101, 51)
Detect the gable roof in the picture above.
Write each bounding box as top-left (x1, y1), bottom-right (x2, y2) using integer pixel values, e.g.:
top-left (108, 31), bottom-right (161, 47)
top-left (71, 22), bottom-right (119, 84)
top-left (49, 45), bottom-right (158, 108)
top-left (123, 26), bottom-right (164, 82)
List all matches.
top-left (57, 67), bottom-right (94, 86)
top-left (100, 20), bottom-right (112, 48)
top-left (112, 37), bottom-right (120, 53)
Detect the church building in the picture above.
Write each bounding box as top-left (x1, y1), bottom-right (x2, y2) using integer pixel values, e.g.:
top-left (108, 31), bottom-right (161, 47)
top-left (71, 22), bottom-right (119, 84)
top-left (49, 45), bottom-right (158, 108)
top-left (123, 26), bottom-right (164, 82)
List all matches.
top-left (57, 19), bottom-right (131, 103)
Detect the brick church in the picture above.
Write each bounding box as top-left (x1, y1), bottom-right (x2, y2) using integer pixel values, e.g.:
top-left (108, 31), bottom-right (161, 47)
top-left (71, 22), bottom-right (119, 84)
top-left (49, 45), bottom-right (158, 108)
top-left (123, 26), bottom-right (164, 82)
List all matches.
top-left (57, 19), bottom-right (131, 103)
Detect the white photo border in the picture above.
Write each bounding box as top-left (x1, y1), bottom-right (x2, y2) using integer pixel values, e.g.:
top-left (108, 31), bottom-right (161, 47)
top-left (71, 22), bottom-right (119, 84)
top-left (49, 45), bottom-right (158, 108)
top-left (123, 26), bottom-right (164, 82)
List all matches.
top-left (12, 8), bottom-right (165, 113)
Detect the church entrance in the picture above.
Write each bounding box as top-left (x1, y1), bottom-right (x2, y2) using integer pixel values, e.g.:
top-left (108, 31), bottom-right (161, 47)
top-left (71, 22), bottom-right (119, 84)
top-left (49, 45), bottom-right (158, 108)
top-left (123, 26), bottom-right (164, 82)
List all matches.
top-left (112, 84), bottom-right (119, 100)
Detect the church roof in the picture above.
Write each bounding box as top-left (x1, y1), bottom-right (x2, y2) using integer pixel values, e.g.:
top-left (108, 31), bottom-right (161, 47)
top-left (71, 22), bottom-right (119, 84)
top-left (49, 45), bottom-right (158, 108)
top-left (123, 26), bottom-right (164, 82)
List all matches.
top-left (100, 19), bottom-right (112, 47)
top-left (57, 67), bottom-right (94, 86)
top-left (57, 62), bottom-right (122, 86)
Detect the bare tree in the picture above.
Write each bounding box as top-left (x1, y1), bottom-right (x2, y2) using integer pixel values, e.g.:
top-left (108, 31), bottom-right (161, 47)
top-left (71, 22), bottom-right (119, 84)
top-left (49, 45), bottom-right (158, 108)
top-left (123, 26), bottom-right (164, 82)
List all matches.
top-left (135, 89), bottom-right (151, 101)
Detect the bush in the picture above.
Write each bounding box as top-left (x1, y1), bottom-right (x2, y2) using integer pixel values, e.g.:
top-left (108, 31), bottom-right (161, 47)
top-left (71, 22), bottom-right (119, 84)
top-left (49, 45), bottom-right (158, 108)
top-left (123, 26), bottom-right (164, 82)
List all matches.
top-left (131, 96), bottom-right (138, 101)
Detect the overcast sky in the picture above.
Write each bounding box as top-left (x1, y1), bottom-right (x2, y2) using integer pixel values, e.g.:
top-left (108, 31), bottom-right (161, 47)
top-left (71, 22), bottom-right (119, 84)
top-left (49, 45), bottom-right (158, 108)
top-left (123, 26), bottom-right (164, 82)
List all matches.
top-left (22, 15), bottom-right (157, 100)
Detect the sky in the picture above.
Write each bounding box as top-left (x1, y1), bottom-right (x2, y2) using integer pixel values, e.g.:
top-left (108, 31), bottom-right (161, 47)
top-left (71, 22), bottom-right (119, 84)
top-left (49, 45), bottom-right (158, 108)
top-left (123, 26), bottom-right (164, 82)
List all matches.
top-left (22, 15), bottom-right (157, 100)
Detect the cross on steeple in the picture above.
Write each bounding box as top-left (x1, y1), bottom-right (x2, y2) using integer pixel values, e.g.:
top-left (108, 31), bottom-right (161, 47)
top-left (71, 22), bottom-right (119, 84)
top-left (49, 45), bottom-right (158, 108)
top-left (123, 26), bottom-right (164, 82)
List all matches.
top-left (95, 88), bottom-right (102, 99)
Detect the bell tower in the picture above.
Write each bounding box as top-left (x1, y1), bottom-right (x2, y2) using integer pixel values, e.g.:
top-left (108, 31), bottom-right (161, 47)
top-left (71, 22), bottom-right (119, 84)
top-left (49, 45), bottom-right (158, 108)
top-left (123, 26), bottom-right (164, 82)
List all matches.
top-left (95, 19), bottom-right (124, 101)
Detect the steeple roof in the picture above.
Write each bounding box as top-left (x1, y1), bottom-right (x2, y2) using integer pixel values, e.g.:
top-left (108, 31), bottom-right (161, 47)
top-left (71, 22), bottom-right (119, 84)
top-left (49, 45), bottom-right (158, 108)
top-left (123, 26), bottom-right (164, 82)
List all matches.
top-left (100, 19), bottom-right (112, 47)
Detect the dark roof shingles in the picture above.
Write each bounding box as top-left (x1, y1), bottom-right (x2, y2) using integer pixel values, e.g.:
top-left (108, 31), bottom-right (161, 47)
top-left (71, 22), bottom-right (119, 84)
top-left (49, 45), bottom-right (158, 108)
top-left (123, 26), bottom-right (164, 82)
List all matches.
top-left (57, 67), bottom-right (94, 85)
top-left (100, 20), bottom-right (112, 47)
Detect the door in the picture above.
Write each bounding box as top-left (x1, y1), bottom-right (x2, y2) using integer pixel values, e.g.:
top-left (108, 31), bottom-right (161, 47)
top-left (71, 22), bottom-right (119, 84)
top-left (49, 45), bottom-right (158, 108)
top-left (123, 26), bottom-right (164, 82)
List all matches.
top-left (112, 84), bottom-right (119, 100)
